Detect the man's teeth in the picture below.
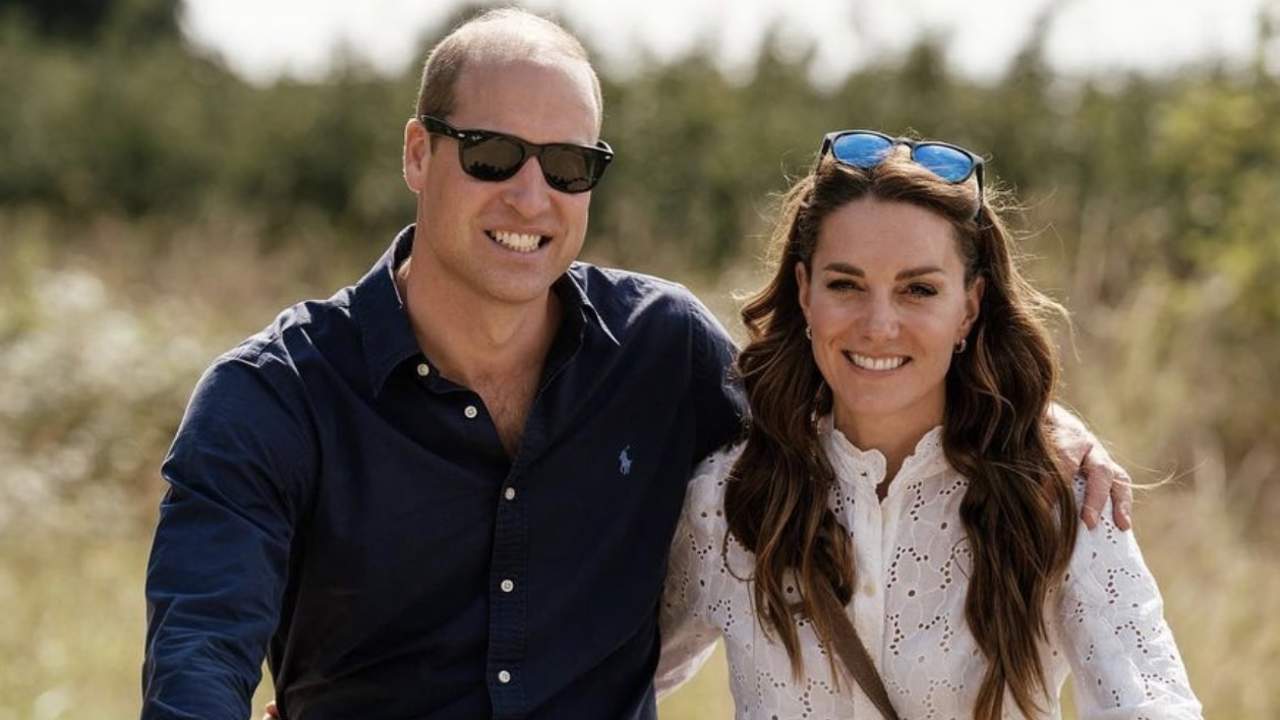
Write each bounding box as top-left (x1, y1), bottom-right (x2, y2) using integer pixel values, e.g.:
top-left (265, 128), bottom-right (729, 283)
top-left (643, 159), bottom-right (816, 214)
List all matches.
top-left (490, 230), bottom-right (542, 253)
top-left (850, 353), bottom-right (907, 371)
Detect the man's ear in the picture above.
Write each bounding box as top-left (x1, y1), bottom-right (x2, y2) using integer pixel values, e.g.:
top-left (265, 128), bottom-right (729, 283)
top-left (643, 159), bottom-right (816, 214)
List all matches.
top-left (403, 117), bottom-right (431, 193)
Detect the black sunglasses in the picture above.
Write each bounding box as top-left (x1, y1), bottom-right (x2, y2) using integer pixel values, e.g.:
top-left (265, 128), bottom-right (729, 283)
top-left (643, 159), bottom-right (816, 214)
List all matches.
top-left (820, 130), bottom-right (985, 218)
top-left (421, 115), bottom-right (614, 194)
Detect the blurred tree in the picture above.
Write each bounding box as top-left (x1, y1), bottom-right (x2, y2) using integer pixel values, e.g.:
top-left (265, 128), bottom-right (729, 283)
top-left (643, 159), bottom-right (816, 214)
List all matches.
top-left (0, 0), bottom-right (111, 40)
top-left (0, 0), bottom-right (181, 42)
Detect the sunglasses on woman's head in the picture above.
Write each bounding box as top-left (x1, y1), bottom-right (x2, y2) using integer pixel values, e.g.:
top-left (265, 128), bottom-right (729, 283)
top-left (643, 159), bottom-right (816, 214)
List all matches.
top-left (421, 115), bottom-right (614, 194)
top-left (820, 130), bottom-right (985, 218)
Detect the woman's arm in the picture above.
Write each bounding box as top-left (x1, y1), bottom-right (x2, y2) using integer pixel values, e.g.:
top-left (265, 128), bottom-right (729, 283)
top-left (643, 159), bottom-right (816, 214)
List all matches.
top-left (654, 454), bottom-right (731, 699)
top-left (1056, 478), bottom-right (1202, 719)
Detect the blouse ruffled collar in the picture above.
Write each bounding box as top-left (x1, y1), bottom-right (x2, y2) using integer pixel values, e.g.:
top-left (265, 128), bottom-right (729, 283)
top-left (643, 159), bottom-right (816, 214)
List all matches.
top-left (818, 415), bottom-right (950, 494)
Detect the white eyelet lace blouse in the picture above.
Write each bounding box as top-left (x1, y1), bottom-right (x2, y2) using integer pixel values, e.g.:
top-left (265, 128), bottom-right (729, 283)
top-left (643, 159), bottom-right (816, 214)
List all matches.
top-left (657, 418), bottom-right (1202, 719)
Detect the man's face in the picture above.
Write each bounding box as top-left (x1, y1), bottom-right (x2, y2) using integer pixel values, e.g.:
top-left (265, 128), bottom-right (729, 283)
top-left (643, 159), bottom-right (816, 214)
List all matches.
top-left (405, 57), bottom-right (601, 308)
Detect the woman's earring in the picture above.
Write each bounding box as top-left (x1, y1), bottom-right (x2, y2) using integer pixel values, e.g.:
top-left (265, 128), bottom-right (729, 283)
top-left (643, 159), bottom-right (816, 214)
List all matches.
top-left (954, 338), bottom-right (968, 354)
top-left (805, 325), bottom-right (812, 340)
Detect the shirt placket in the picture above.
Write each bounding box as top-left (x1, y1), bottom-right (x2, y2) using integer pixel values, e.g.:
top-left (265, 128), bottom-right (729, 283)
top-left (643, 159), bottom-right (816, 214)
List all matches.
top-left (849, 468), bottom-right (887, 718)
top-left (483, 331), bottom-right (579, 720)
top-left (474, 389), bottom-right (533, 719)
top-left (487, 459), bottom-right (528, 719)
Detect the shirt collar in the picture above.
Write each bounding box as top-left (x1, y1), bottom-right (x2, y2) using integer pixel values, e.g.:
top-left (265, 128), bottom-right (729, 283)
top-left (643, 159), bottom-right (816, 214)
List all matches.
top-left (819, 414), bottom-right (949, 491)
top-left (351, 225), bottom-right (423, 396)
top-left (559, 263), bottom-right (621, 348)
top-left (351, 225), bottom-right (621, 396)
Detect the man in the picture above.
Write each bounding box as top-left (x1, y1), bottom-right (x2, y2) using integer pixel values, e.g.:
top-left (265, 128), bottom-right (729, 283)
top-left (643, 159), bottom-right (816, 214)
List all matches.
top-left (143, 9), bottom-right (1131, 720)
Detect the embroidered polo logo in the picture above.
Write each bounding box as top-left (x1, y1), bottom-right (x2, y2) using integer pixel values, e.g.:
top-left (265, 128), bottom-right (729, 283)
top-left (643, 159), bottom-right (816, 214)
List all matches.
top-left (619, 445), bottom-right (633, 476)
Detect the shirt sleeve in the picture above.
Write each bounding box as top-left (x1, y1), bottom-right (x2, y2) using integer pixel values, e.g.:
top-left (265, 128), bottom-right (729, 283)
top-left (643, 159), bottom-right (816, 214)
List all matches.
top-left (1055, 489), bottom-right (1202, 719)
top-left (686, 293), bottom-right (747, 463)
top-left (142, 353), bottom-right (315, 720)
top-left (655, 455), bottom-right (726, 699)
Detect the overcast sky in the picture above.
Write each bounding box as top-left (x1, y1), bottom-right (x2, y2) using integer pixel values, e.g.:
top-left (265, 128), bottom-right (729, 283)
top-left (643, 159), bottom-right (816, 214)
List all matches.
top-left (181, 0), bottom-right (1277, 85)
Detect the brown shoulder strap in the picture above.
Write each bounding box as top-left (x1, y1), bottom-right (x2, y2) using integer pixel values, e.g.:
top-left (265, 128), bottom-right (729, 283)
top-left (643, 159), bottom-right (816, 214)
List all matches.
top-left (812, 580), bottom-right (901, 720)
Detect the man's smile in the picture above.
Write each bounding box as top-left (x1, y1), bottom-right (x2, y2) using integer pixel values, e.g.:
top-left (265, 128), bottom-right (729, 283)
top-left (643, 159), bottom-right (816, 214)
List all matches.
top-left (485, 229), bottom-right (551, 253)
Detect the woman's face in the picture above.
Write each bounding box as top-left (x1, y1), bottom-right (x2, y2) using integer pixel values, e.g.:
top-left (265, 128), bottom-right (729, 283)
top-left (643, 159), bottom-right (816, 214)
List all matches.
top-left (796, 196), bottom-right (983, 438)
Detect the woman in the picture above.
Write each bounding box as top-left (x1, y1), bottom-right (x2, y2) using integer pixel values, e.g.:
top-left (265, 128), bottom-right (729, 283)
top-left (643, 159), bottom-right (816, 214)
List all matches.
top-left (657, 131), bottom-right (1200, 718)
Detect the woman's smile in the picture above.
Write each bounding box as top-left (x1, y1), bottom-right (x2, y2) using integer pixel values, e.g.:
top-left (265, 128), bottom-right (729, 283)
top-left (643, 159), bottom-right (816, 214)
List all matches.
top-left (845, 352), bottom-right (910, 372)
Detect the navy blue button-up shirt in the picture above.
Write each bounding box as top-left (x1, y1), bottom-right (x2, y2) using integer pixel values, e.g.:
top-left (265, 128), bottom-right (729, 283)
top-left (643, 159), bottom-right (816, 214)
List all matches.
top-left (143, 226), bottom-right (746, 720)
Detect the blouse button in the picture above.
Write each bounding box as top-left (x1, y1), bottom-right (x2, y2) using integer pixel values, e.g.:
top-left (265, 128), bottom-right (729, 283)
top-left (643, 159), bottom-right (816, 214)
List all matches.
top-left (503, 487), bottom-right (516, 501)
top-left (497, 670), bottom-right (511, 684)
top-left (416, 363), bottom-right (430, 377)
top-left (861, 583), bottom-right (876, 597)
top-left (500, 579), bottom-right (515, 593)
top-left (464, 405), bottom-right (478, 419)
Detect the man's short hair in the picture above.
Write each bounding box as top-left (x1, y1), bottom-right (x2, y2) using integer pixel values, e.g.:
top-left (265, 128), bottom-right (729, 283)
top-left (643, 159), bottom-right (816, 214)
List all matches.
top-left (415, 8), bottom-right (604, 130)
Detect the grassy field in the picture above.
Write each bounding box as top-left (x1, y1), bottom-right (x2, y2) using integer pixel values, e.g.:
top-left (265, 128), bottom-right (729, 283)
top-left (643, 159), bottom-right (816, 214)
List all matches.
top-left (2, 228), bottom-right (1277, 719)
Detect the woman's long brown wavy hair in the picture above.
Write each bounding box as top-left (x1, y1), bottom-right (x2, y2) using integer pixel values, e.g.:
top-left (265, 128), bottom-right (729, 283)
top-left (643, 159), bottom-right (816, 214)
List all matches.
top-left (724, 151), bottom-right (1078, 719)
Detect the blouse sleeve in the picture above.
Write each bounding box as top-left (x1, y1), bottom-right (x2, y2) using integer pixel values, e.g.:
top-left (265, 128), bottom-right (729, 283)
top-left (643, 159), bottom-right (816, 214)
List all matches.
top-left (654, 453), bottom-right (730, 699)
top-left (1056, 489), bottom-right (1203, 719)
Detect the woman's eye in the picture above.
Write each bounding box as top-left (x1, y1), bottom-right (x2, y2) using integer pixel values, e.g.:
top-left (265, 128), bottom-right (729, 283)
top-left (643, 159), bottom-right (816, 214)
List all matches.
top-left (826, 279), bottom-right (860, 292)
top-left (906, 283), bottom-right (938, 297)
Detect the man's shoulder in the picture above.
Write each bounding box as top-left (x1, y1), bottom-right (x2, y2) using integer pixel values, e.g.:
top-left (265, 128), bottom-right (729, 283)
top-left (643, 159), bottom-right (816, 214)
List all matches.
top-left (570, 262), bottom-right (703, 309)
top-left (199, 287), bottom-right (358, 407)
top-left (568, 262), bottom-right (725, 338)
top-left (220, 287), bottom-right (355, 368)
top-left (174, 291), bottom-right (358, 457)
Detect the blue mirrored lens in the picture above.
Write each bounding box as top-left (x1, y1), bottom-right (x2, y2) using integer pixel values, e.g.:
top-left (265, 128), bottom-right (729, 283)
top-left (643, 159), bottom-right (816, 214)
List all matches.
top-left (913, 144), bottom-right (974, 182)
top-left (831, 133), bottom-right (894, 168)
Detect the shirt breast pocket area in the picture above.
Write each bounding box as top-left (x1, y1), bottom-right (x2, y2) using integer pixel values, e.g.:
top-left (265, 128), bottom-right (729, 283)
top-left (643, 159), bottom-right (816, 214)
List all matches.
top-left (541, 435), bottom-right (685, 567)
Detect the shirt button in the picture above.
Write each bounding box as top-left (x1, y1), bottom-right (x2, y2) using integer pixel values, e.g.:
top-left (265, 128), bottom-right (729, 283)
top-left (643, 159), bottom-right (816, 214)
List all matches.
top-left (503, 487), bottom-right (516, 501)
top-left (500, 579), bottom-right (515, 593)
top-left (861, 583), bottom-right (876, 596)
top-left (416, 362), bottom-right (430, 377)
top-left (464, 405), bottom-right (478, 419)
top-left (497, 670), bottom-right (511, 684)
